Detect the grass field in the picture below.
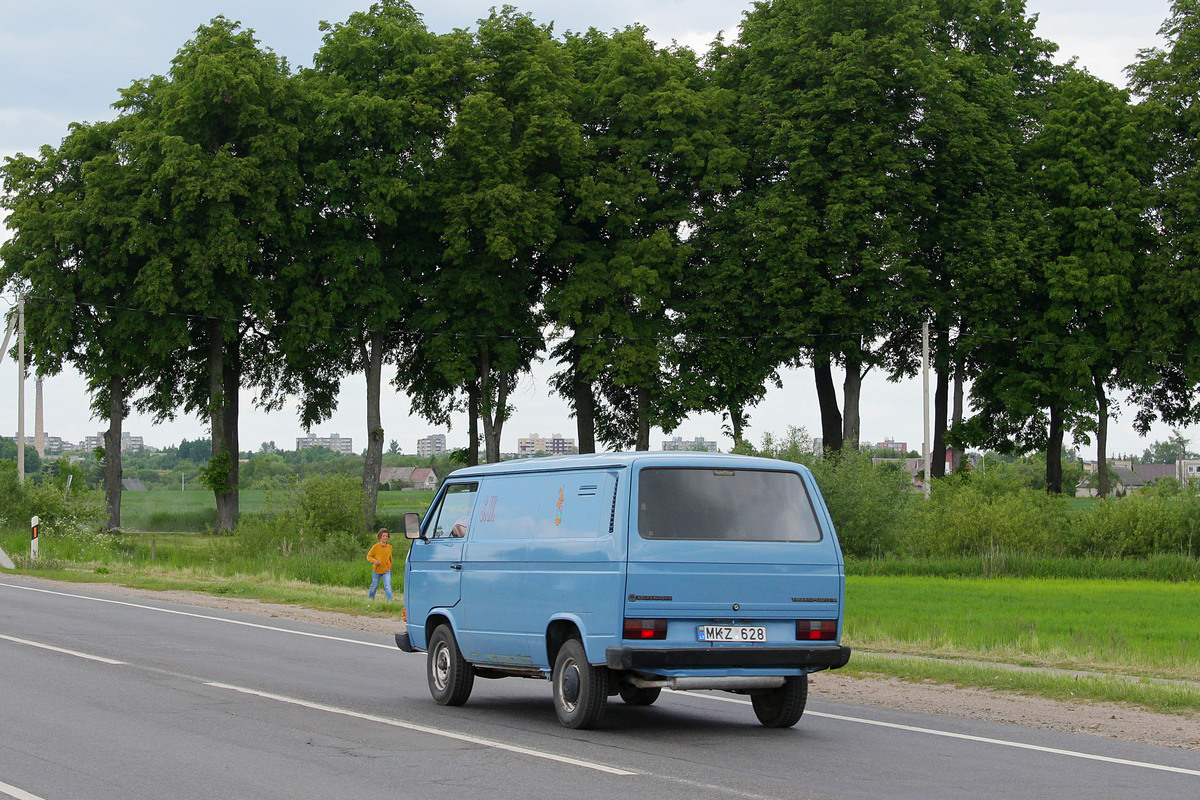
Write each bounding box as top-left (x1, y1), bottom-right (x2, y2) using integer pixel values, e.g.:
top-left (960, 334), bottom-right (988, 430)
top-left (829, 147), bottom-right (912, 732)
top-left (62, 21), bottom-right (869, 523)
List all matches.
top-left (117, 489), bottom-right (434, 532)
top-left (846, 576), bottom-right (1200, 680)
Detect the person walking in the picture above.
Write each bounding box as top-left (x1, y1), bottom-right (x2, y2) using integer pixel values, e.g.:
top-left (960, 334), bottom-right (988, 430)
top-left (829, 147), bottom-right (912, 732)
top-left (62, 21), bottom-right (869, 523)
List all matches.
top-left (366, 528), bottom-right (394, 601)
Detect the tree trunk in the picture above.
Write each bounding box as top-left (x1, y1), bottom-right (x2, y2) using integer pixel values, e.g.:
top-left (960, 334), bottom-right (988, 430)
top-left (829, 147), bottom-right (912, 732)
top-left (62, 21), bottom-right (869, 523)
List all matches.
top-left (813, 354), bottom-right (843, 454)
top-left (362, 331), bottom-right (384, 529)
top-left (1046, 403), bottom-right (1065, 495)
top-left (478, 345), bottom-right (509, 464)
top-left (636, 385), bottom-right (650, 451)
top-left (1094, 370), bottom-right (1110, 500)
top-left (570, 347), bottom-right (597, 454)
top-left (951, 360), bottom-right (964, 473)
top-left (728, 403), bottom-right (745, 449)
top-left (466, 382), bottom-right (480, 467)
top-left (210, 323), bottom-right (239, 533)
top-left (841, 345), bottom-right (862, 450)
top-left (102, 374), bottom-right (124, 531)
top-left (931, 330), bottom-right (950, 479)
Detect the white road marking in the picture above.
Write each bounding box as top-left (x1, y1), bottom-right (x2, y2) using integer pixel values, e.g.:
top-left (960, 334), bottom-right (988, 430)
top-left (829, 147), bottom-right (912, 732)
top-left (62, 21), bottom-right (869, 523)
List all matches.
top-left (0, 581), bottom-right (395, 649)
top-left (205, 681), bottom-right (637, 776)
top-left (0, 779), bottom-right (49, 800)
top-left (0, 633), bottom-right (125, 665)
top-left (676, 691), bottom-right (1200, 778)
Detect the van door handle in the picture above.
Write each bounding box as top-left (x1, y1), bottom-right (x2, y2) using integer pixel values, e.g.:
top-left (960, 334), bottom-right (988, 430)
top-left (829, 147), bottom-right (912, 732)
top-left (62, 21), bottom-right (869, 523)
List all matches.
top-left (450, 564), bottom-right (462, 570)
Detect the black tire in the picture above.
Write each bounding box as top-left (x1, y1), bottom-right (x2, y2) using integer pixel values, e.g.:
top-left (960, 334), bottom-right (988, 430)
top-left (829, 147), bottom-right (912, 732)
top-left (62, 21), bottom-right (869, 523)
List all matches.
top-left (618, 685), bottom-right (662, 706)
top-left (751, 675), bottom-right (808, 728)
top-left (552, 639), bottom-right (608, 729)
top-left (427, 625), bottom-right (474, 706)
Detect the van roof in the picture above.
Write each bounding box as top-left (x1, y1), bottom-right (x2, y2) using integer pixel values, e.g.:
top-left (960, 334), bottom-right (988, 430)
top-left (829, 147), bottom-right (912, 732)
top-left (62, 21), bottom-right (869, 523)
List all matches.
top-left (446, 451), bottom-right (811, 479)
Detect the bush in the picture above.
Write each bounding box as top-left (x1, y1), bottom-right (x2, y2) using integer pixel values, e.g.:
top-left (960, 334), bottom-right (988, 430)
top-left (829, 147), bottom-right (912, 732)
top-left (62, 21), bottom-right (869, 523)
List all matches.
top-left (0, 461), bottom-right (104, 535)
top-left (1066, 483), bottom-right (1200, 558)
top-left (236, 474), bottom-right (372, 559)
top-left (904, 471), bottom-right (1070, 557)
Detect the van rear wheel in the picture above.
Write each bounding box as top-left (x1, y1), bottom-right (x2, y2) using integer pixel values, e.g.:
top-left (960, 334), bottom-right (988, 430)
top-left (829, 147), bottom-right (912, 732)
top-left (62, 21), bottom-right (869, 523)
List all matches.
top-left (552, 639), bottom-right (607, 729)
top-left (618, 685), bottom-right (662, 706)
top-left (427, 625), bottom-right (474, 706)
top-left (751, 675), bottom-right (807, 728)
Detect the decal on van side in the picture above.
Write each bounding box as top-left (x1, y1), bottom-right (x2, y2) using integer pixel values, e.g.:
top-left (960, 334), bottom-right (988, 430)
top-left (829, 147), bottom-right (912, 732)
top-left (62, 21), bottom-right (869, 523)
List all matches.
top-left (479, 495), bottom-right (498, 523)
top-left (555, 486), bottom-right (564, 526)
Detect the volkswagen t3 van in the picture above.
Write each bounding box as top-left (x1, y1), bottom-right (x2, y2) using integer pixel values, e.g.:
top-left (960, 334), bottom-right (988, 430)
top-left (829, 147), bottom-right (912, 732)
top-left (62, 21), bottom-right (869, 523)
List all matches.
top-left (396, 451), bottom-right (850, 729)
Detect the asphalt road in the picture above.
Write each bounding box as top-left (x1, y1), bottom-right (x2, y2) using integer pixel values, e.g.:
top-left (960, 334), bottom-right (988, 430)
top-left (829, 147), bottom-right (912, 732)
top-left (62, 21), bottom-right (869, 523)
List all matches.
top-left (1, 575), bottom-right (1197, 800)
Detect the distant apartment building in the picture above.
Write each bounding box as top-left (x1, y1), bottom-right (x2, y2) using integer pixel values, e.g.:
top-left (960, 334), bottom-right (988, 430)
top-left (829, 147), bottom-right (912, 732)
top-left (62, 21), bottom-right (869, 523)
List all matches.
top-left (15, 434), bottom-right (70, 455)
top-left (875, 439), bottom-right (909, 454)
top-left (296, 432), bottom-right (354, 455)
top-left (83, 431), bottom-right (144, 454)
top-left (417, 434), bottom-right (447, 458)
top-left (517, 433), bottom-right (575, 456)
top-left (661, 435), bottom-right (718, 452)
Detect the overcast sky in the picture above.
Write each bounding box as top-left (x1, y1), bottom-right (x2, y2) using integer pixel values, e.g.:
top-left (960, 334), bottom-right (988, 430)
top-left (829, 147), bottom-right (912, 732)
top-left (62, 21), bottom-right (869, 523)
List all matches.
top-left (0, 0), bottom-right (1188, 457)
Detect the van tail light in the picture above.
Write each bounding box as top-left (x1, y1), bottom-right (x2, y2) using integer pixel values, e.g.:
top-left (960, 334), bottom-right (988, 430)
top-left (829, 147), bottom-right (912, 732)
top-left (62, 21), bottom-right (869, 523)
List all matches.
top-left (796, 620), bottom-right (837, 641)
top-left (624, 618), bottom-right (668, 640)
top-left (402, 608), bottom-right (407, 623)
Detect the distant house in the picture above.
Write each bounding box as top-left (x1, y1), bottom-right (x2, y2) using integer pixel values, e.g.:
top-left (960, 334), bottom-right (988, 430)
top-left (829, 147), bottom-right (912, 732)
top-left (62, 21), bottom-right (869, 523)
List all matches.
top-left (1076, 460), bottom-right (1184, 497)
top-left (379, 466), bottom-right (438, 491)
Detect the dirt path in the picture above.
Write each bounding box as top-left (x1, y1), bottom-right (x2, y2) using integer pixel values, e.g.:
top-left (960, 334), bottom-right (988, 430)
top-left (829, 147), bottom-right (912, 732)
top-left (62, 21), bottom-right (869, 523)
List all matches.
top-left (16, 576), bottom-right (1200, 752)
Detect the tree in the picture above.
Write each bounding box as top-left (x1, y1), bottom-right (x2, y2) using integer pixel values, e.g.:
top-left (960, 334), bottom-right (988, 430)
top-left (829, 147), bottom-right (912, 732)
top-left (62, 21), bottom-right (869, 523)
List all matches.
top-left (281, 0), bottom-right (457, 526)
top-left (1, 118), bottom-right (161, 529)
top-left (116, 18), bottom-right (307, 531)
top-left (723, 0), bottom-right (939, 453)
top-left (403, 8), bottom-right (578, 463)
top-left (1128, 1), bottom-right (1200, 436)
top-left (959, 67), bottom-right (1153, 495)
top-left (1141, 431), bottom-right (1198, 463)
top-left (547, 27), bottom-right (729, 451)
top-left (915, 0), bottom-right (1055, 477)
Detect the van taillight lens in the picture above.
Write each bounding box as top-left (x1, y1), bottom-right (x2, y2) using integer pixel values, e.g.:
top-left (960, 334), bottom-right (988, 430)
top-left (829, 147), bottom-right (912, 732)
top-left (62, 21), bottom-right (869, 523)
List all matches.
top-left (624, 618), bottom-right (668, 640)
top-left (797, 620), bottom-right (837, 641)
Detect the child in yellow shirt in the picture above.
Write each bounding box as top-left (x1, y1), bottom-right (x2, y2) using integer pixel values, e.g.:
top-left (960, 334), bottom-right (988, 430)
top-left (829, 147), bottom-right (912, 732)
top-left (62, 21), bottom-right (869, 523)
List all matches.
top-left (366, 529), bottom-right (394, 601)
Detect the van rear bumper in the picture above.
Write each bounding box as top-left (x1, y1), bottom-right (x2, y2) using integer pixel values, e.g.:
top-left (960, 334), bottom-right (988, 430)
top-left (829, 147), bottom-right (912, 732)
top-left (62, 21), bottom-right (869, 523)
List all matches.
top-left (606, 644), bottom-right (851, 671)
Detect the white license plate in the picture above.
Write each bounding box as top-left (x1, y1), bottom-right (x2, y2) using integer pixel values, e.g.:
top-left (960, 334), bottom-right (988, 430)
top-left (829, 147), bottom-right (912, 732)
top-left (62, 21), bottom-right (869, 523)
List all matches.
top-left (697, 625), bottom-right (767, 642)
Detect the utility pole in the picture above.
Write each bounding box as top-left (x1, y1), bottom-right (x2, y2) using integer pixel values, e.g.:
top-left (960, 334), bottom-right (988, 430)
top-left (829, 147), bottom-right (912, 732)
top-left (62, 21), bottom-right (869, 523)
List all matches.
top-left (17, 292), bottom-right (25, 485)
top-left (922, 318), bottom-right (931, 500)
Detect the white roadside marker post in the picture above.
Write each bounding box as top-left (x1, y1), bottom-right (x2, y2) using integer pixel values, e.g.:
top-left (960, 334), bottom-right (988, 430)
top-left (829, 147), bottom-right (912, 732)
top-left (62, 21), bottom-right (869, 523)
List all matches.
top-left (30, 515), bottom-right (39, 562)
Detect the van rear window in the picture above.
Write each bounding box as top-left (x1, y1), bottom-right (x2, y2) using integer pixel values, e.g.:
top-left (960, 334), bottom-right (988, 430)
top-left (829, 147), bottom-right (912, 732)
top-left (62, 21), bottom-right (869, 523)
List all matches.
top-left (637, 468), bottom-right (822, 542)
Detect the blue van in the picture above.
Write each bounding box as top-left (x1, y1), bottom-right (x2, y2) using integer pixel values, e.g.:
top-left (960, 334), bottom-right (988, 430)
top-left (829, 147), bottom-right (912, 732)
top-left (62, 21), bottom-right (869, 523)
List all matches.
top-left (397, 452), bottom-right (850, 729)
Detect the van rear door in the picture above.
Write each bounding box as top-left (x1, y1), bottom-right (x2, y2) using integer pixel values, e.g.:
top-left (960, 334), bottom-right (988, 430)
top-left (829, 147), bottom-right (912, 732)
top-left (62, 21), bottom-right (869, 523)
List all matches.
top-left (625, 465), bottom-right (843, 648)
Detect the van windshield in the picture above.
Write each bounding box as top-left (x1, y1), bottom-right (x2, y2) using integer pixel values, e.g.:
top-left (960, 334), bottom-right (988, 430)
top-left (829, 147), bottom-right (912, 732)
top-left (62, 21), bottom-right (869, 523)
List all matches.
top-left (637, 468), bottom-right (822, 542)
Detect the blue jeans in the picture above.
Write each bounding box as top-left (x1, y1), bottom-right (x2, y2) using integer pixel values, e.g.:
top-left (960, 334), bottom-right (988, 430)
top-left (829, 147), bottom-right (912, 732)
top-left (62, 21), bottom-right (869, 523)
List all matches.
top-left (369, 569), bottom-right (392, 601)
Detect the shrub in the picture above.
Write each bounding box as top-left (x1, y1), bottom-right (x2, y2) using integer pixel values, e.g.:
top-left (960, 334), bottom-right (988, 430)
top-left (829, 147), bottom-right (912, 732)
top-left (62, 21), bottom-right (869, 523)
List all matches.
top-left (903, 469), bottom-right (1070, 558)
top-left (1066, 486), bottom-right (1200, 558)
top-left (236, 474), bottom-right (372, 559)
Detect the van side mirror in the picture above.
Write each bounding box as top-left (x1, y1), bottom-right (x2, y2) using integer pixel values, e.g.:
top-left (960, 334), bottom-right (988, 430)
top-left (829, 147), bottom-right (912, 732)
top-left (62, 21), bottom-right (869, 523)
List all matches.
top-left (404, 512), bottom-right (423, 540)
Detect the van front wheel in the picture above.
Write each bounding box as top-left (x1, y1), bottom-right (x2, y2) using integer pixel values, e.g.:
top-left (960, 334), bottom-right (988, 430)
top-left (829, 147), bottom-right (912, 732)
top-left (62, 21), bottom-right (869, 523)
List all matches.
top-left (427, 625), bottom-right (474, 706)
top-left (552, 639), bottom-right (607, 729)
top-left (751, 675), bottom-right (808, 728)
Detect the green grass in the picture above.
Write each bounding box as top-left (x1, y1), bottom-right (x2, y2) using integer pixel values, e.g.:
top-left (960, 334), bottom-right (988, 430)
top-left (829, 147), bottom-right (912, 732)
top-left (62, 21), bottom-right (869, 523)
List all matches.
top-left (116, 489), bottom-right (435, 532)
top-left (845, 575), bottom-right (1200, 681)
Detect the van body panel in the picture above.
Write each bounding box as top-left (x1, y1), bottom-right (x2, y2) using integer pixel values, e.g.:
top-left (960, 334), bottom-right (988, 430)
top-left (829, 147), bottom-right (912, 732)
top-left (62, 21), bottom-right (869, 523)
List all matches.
top-left (401, 452), bottom-right (849, 706)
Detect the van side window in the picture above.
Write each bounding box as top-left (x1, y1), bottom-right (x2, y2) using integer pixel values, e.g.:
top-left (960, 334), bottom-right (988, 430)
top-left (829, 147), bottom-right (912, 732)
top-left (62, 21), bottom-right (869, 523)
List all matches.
top-left (429, 482), bottom-right (479, 539)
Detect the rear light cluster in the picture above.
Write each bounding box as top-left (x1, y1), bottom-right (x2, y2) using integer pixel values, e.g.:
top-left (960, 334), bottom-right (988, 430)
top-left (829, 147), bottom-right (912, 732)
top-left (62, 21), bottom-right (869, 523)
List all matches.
top-left (797, 620), bottom-right (837, 641)
top-left (623, 618), bottom-right (668, 640)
